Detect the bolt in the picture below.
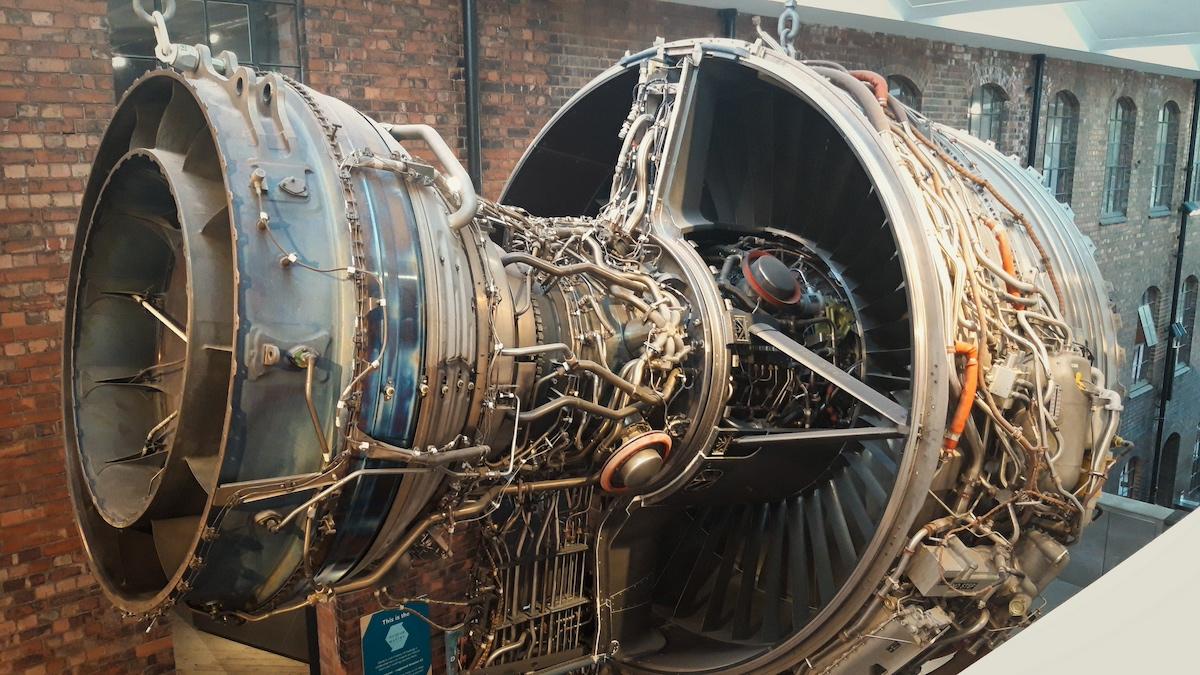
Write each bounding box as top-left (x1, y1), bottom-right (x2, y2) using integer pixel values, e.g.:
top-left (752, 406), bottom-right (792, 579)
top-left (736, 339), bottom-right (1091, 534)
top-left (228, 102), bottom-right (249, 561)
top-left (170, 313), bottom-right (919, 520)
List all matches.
top-left (254, 510), bottom-right (283, 530)
top-left (1008, 594), bottom-right (1031, 617)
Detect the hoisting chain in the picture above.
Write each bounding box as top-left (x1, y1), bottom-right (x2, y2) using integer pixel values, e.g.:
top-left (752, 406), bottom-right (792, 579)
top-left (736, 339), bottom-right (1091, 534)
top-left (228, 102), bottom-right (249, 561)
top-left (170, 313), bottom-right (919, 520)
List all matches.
top-left (133, 0), bottom-right (231, 72)
top-left (777, 0), bottom-right (801, 59)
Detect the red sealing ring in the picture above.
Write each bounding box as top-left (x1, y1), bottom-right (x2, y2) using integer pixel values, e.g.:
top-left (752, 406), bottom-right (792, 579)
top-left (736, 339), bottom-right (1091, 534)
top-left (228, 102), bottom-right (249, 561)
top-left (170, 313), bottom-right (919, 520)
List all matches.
top-left (741, 249), bottom-right (803, 308)
top-left (599, 431), bottom-right (672, 494)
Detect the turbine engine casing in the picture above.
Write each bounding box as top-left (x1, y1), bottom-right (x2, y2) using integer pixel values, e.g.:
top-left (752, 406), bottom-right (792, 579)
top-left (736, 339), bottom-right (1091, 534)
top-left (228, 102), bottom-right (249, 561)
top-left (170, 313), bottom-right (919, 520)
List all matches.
top-left (63, 39), bottom-right (1122, 674)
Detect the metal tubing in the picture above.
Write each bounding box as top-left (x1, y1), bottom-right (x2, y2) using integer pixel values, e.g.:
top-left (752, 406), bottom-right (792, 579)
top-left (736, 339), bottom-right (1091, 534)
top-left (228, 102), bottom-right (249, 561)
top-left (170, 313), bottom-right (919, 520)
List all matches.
top-left (500, 343), bottom-right (661, 404)
top-left (1150, 77), bottom-right (1200, 505)
top-left (383, 124), bottom-right (479, 230)
top-left (131, 293), bottom-right (187, 343)
top-left (485, 629), bottom-right (530, 666)
top-left (501, 252), bottom-right (648, 292)
top-left (304, 355), bottom-right (332, 464)
top-left (517, 396), bottom-right (646, 423)
top-left (366, 438), bottom-right (490, 465)
top-left (749, 323), bottom-right (909, 425)
top-left (334, 477), bottom-right (589, 594)
top-left (270, 467), bottom-right (433, 532)
top-left (807, 66), bottom-right (890, 133)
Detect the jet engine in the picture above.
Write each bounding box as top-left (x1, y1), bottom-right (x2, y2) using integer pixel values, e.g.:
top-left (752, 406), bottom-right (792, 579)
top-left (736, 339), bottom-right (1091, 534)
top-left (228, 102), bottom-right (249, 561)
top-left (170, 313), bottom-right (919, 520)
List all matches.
top-left (64, 34), bottom-right (1122, 674)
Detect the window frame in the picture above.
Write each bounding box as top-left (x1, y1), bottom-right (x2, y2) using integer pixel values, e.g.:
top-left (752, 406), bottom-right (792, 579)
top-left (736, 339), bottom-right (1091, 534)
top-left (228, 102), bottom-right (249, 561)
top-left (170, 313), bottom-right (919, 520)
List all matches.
top-left (1132, 287), bottom-right (1160, 387)
top-left (1179, 276), bottom-right (1198, 369)
top-left (107, 0), bottom-right (305, 100)
top-left (967, 83), bottom-right (1007, 148)
top-left (1189, 116), bottom-right (1200, 203)
top-left (887, 75), bottom-right (922, 112)
top-left (1150, 101), bottom-right (1181, 216)
top-left (1190, 434), bottom-right (1200, 499)
top-left (1118, 457), bottom-right (1140, 498)
top-left (1102, 97), bottom-right (1137, 222)
top-left (1041, 90), bottom-right (1079, 205)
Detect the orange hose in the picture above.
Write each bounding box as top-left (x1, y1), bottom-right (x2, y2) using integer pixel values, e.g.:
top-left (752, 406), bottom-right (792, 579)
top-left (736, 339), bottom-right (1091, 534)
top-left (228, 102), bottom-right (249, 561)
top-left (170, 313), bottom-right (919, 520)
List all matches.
top-left (984, 218), bottom-right (1019, 296)
top-left (848, 70), bottom-right (889, 105)
top-left (944, 341), bottom-right (979, 455)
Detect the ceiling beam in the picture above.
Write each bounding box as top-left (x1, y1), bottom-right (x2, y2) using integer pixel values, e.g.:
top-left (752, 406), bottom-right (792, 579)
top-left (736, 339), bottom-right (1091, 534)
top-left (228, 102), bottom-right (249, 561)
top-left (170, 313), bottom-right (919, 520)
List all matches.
top-left (658, 1), bottom-right (1200, 77)
top-left (903, 0), bottom-right (1067, 21)
top-left (1093, 32), bottom-right (1200, 51)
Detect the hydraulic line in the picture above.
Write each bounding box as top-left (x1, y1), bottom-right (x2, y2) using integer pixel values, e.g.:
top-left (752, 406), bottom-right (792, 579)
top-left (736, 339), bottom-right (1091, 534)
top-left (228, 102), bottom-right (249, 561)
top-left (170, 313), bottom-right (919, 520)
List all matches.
top-left (944, 341), bottom-right (979, 455)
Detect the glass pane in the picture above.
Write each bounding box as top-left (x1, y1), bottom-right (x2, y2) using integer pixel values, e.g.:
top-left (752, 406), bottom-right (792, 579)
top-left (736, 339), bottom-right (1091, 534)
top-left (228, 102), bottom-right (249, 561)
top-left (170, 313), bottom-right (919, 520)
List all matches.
top-left (207, 1), bottom-right (252, 58)
top-left (251, 3), bottom-right (299, 66)
top-left (109, 0), bottom-right (157, 56)
top-left (276, 66), bottom-right (302, 82)
top-left (167, 0), bottom-right (209, 50)
top-left (112, 56), bottom-right (159, 99)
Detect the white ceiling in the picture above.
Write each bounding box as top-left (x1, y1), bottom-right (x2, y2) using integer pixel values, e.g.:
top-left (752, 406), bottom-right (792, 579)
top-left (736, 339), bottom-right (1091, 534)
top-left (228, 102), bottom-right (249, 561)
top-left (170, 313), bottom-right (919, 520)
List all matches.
top-left (664, 0), bottom-right (1200, 78)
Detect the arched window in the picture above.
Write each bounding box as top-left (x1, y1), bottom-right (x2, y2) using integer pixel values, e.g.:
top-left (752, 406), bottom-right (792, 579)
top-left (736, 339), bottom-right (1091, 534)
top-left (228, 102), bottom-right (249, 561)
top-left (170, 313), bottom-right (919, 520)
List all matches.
top-left (1041, 91), bottom-right (1079, 204)
top-left (1190, 433), bottom-right (1200, 498)
top-left (1179, 276), bottom-right (1198, 367)
top-left (1102, 97), bottom-right (1137, 219)
top-left (1160, 434), bottom-right (1181, 503)
top-left (1151, 102), bottom-right (1181, 212)
top-left (887, 75), bottom-right (921, 112)
top-left (1133, 287), bottom-right (1161, 384)
top-left (1190, 121), bottom-right (1200, 202)
top-left (967, 84), bottom-right (1007, 147)
top-left (1118, 457), bottom-right (1141, 498)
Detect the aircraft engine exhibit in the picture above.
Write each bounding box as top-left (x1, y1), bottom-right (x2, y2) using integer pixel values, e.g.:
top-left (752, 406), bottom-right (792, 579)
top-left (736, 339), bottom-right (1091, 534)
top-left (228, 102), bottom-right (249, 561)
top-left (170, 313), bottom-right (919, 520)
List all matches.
top-left (55, 4), bottom-right (1134, 671)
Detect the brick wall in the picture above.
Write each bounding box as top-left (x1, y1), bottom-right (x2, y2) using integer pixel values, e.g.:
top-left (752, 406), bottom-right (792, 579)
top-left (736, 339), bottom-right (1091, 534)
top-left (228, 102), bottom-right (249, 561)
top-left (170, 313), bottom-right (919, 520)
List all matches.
top-left (471, 0), bottom-right (720, 195)
top-left (0, 0), bottom-right (174, 672)
top-left (303, 0), bottom-right (467, 177)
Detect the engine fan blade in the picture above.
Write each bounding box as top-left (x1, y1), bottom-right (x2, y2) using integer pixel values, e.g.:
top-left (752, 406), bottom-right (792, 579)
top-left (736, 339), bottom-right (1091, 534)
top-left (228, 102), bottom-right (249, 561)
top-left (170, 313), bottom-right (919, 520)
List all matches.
top-left (731, 503), bottom-right (769, 640)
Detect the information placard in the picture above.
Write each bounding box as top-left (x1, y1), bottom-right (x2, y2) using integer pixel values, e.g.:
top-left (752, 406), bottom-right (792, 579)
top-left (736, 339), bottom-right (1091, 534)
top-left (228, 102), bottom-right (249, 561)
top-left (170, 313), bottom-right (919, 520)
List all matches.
top-left (360, 602), bottom-right (433, 675)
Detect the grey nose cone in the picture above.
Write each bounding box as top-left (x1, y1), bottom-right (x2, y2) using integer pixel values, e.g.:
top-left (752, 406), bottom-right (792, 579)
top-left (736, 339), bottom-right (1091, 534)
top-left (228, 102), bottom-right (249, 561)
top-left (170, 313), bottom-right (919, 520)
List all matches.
top-left (750, 253), bottom-right (800, 301)
top-left (618, 448), bottom-right (665, 488)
